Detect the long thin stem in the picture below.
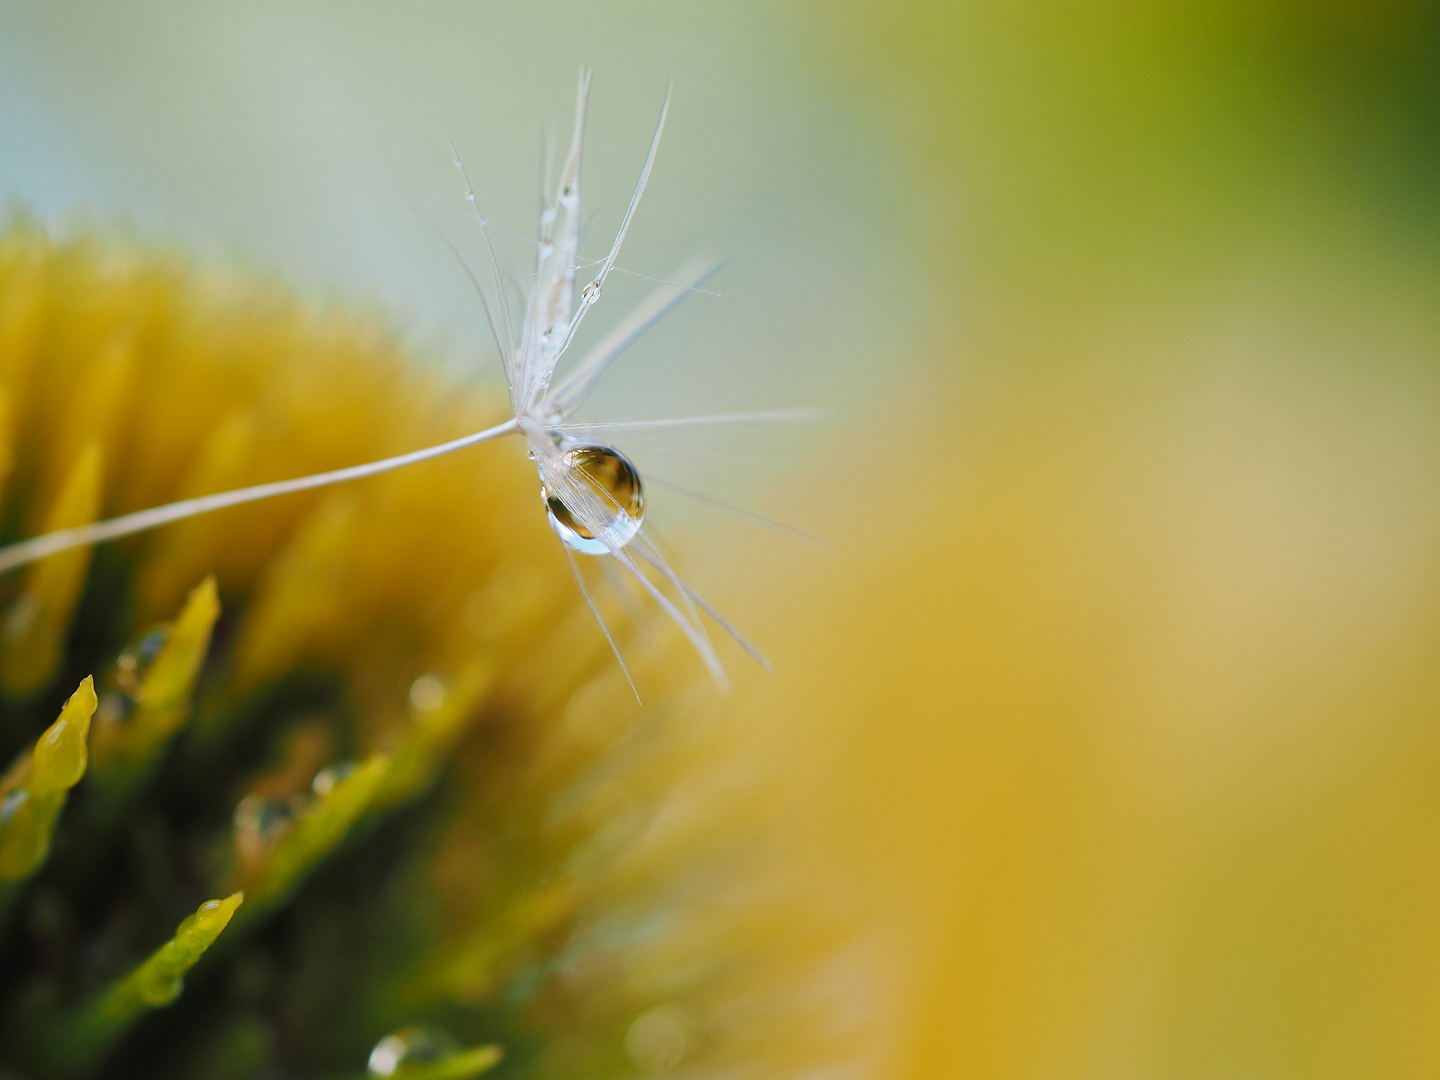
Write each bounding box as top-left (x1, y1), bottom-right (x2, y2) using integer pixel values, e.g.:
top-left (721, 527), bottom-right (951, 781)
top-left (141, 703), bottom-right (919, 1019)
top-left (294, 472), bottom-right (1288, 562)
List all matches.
top-left (0, 418), bottom-right (520, 575)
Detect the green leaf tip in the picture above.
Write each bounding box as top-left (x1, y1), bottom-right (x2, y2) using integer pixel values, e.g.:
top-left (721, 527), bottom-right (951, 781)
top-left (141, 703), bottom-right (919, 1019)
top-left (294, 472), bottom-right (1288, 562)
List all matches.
top-left (376, 660), bottom-right (494, 809)
top-left (0, 676), bottom-right (98, 880)
top-left (131, 891), bottom-right (244, 1006)
top-left (32, 675), bottom-right (97, 792)
top-left (241, 754), bottom-right (389, 913)
top-left (36, 891), bottom-right (246, 1078)
top-left (92, 575), bottom-right (220, 775)
top-left (142, 574), bottom-right (220, 715)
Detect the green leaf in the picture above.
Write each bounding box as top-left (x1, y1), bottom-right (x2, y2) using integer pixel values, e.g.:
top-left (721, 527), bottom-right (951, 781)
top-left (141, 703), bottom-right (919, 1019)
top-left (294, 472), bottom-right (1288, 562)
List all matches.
top-left (0, 677), bottom-right (97, 881)
top-left (41, 893), bottom-right (243, 1078)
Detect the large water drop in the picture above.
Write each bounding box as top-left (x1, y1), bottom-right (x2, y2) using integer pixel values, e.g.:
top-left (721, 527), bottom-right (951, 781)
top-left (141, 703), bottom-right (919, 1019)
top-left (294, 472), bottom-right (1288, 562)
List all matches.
top-left (543, 445), bottom-right (645, 556)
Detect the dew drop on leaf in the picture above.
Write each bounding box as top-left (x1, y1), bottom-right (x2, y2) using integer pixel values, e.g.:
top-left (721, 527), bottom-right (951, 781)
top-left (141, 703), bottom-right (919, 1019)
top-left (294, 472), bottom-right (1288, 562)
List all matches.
top-left (367, 1026), bottom-right (460, 1077)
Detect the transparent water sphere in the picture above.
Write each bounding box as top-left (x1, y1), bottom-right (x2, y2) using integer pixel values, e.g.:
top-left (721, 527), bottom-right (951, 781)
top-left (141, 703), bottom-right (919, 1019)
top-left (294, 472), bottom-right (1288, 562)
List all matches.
top-left (312, 761), bottom-right (356, 796)
top-left (543, 444), bottom-right (645, 556)
top-left (367, 1025), bottom-right (460, 1077)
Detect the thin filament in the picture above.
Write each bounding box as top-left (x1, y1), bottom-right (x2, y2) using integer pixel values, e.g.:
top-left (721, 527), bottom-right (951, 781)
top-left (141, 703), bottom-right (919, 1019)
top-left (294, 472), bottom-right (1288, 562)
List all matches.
top-left (633, 541), bottom-right (772, 671)
top-left (611, 542), bottom-right (727, 689)
top-left (566, 545), bottom-right (641, 704)
top-left (548, 408), bottom-right (819, 433)
top-left (449, 139), bottom-right (517, 357)
top-left (0, 417), bottom-right (519, 575)
top-left (645, 475), bottom-right (834, 552)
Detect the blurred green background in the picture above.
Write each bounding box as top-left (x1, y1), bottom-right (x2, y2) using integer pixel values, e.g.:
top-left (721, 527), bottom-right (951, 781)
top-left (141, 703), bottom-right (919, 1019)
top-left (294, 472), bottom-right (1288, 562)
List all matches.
top-left (5, 1), bottom-right (1440, 1077)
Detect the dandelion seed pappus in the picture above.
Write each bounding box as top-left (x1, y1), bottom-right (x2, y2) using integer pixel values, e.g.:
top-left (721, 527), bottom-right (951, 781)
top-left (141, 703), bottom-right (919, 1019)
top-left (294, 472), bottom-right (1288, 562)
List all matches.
top-left (0, 70), bottom-right (807, 696)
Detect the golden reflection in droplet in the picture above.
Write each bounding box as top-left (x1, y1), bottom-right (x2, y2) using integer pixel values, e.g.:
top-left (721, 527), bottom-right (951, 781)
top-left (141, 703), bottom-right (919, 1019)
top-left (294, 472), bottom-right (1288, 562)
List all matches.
top-left (544, 444), bottom-right (645, 555)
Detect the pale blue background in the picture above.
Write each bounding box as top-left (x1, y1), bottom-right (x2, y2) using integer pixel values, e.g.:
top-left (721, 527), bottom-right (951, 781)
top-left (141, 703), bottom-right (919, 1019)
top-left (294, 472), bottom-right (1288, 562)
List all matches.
top-left (0, 0), bottom-right (920, 474)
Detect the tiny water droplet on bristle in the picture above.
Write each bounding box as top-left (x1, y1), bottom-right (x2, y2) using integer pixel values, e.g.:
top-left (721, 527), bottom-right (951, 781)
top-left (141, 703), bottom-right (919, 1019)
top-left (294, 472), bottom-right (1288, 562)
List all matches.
top-left (581, 281), bottom-right (600, 306)
top-left (465, 191), bottom-right (475, 202)
top-left (542, 445), bottom-right (645, 556)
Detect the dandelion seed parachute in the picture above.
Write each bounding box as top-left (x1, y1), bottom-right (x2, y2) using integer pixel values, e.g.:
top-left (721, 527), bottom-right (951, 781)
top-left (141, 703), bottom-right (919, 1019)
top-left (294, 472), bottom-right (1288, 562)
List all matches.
top-left (0, 72), bottom-right (836, 1080)
top-left (0, 221), bottom-right (753, 1080)
top-left (0, 71), bottom-right (790, 687)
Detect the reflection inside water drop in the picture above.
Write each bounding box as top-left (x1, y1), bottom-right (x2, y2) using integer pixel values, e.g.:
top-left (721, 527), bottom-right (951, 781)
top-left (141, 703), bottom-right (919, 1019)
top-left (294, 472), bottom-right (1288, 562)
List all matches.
top-left (542, 444), bottom-right (645, 556)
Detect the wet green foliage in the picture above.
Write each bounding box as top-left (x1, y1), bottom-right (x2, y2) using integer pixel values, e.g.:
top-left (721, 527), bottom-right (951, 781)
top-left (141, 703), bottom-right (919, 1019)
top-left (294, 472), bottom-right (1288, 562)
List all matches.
top-left (0, 586), bottom-right (509, 1080)
top-left (0, 226), bottom-right (654, 1080)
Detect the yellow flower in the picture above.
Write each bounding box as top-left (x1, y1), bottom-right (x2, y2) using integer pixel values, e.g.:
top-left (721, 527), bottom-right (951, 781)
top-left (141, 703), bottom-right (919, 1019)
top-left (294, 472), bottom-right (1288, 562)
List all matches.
top-left (0, 221), bottom-right (707, 1079)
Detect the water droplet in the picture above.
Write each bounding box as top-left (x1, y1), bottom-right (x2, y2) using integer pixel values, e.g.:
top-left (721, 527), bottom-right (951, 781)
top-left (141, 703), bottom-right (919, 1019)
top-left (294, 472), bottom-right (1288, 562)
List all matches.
top-left (368, 1026), bottom-right (460, 1077)
top-left (542, 445), bottom-right (644, 556)
top-left (233, 794), bottom-right (298, 843)
top-left (539, 240), bottom-right (555, 259)
top-left (312, 761), bottom-right (356, 797)
top-left (465, 191), bottom-right (476, 202)
top-left (93, 628), bottom-right (170, 739)
top-left (526, 449), bottom-right (536, 461)
top-left (408, 673), bottom-right (446, 713)
top-left (540, 205), bottom-right (557, 226)
top-left (135, 628), bottom-right (168, 664)
top-left (560, 182), bottom-right (576, 205)
top-left (95, 689), bottom-right (135, 727)
top-left (0, 788), bottom-right (28, 825)
top-left (114, 627), bottom-right (169, 699)
top-left (626, 1005), bottom-right (692, 1074)
top-left (581, 281), bottom-right (601, 306)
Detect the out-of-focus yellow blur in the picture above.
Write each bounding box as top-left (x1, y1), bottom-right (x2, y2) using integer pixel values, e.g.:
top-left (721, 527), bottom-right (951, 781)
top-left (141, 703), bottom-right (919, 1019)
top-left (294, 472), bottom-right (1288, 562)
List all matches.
top-left (701, 2), bottom-right (1440, 1076)
top-left (8, 2), bottom-right (1440, 1075)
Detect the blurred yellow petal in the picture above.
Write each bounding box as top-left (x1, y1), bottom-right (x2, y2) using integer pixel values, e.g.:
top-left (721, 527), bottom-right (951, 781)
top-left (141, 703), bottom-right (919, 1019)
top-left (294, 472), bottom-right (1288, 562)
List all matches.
top-left (1, 444), bottom-right (102, 695)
